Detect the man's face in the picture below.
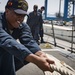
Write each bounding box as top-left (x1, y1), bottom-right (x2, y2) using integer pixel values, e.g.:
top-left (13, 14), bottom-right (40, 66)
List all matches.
top-left (34, 7), bottom-right (38, 12)
top-left (6, 8), bottom-right (26, 29)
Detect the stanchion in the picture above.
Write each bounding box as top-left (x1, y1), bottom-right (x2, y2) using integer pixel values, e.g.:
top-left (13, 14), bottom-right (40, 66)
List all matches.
top-left (51, 20), bottom-right (57, 46)
top-left (66, 0), bottom-right (75, 57)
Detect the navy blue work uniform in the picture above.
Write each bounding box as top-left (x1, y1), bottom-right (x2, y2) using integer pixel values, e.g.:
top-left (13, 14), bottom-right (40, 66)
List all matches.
top-left (38, 9), bottom-right (44, 42)
top-left (0, 13), bottom-right (41, 75)
top-left (27, 11), bottom-right (42, 44)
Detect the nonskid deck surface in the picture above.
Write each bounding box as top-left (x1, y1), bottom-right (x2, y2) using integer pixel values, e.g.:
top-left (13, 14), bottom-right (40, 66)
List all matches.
top-left (16, 48), bottom-right (75, 75)
top-left (16, 32), bottom-right (75, 75)
top-left (16, 44), bottom-right (75, 75)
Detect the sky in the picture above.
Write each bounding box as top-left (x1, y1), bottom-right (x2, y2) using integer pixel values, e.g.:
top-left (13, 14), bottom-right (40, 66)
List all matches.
top-left (0, 0), bottom-right (66, 16)
top-left (0, 0), bottom-right (45, 12)
top-left (0, 0), bottom-right (73, 18)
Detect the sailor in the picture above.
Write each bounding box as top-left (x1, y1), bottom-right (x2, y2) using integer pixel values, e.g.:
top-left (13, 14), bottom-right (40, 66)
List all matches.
top-left (0, 0), bottom-right (54, 75)
top-left (38, 6), bottom-right (46, 43)
top-left (27, 5), bottom-right (42, 45)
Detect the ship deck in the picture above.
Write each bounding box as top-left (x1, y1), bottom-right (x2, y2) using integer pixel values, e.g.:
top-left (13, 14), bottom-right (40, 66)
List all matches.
top-left (16, 34), bottom-right (75, 75)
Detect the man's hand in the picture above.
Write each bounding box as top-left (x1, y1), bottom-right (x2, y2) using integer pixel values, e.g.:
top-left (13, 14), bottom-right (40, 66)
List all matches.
top-left (25, 51), bottom-right (55, 72)
top-left (35, 51), bottom-right (55, 72)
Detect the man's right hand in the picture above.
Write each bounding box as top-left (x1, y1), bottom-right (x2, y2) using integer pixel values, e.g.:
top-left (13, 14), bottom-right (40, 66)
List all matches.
top-left (25, 53), bottom-right (54, 72)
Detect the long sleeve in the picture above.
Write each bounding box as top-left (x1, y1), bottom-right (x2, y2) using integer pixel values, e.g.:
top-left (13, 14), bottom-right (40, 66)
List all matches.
top-left (19, 23), bottom-right (41, 54)
top-left (0, 28), bottom-right (32, 62)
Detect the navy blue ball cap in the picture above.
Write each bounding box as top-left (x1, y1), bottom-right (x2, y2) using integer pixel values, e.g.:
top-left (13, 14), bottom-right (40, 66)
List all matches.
top-left (5, 0), bottom-right (28, 15)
